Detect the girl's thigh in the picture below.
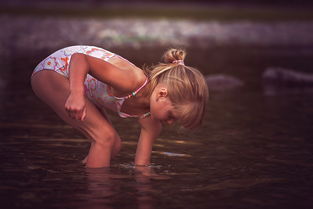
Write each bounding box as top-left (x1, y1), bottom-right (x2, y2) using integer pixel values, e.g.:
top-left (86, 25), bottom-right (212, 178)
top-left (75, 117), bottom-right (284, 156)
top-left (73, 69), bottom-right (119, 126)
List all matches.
top-left (31, 70), bottom-right (119, 143)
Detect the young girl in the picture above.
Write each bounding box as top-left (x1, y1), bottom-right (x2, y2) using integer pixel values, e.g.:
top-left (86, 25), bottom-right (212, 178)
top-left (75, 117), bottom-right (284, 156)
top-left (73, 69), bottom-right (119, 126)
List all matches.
top-left (31, 45), bottom-right (208, 168)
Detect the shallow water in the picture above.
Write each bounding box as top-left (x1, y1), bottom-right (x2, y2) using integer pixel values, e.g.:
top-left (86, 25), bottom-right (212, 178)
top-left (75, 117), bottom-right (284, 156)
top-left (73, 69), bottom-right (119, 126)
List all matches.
top-left (1, 45), bottom-right (313, 209)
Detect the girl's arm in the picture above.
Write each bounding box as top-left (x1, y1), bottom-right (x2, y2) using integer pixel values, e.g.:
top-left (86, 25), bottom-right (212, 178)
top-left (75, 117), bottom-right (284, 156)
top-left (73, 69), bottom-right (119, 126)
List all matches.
top-left (135, 117), bottom-right (162, 166)
top-left (65, 53), bottom-right (141, 120)
top-left (69, 53), bottom-right (140, 95)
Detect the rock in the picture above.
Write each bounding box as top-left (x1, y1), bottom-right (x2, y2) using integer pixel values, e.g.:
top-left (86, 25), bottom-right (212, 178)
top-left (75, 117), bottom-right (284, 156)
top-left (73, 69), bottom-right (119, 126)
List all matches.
top-left (205, 74), bottom-right (244, 91)
top-left (263, 67), bottom-right (313, 86)
top-left (263, 85), bottom-right (313, 96)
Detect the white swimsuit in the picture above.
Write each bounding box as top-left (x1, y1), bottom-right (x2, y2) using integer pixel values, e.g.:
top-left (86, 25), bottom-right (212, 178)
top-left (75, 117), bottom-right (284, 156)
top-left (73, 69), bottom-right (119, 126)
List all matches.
top-left (32, 45), bottom-right (150, 118)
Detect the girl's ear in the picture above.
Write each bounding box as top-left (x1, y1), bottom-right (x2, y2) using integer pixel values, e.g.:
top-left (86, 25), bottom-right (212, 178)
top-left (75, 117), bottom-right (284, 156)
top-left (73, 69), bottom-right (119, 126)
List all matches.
top-left (155, 87), bottom-right (168, 102)
top-left (159, 88), bottom-right (168, 97)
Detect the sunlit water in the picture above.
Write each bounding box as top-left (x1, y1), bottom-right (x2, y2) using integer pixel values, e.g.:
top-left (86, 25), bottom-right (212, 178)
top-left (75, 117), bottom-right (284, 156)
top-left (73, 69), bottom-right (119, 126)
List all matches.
top-left (0, 46), bottom-right (313, 209)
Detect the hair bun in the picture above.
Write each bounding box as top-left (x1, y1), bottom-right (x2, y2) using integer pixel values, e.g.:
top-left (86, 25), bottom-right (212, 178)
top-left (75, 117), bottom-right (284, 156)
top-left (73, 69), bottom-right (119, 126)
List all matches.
top-left (162, 48), bottom-right (186, 64)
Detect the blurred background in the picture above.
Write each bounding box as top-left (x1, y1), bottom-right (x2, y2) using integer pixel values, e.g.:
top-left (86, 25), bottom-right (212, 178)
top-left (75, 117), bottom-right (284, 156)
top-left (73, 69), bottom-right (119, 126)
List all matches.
top-left (1, 1), bottom-right (313, 209)
top-left (1, 0), bottom-right (313, 90)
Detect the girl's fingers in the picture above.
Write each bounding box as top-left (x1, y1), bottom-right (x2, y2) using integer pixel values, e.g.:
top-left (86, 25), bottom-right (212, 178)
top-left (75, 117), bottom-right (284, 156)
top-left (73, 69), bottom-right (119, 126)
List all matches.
top-left (75, 110), bottom-right (83, 120)
top-left (81, 108), bottom-right (87, 121)
top-left (67, 109), bottom-right (79, 120)
top-left (75, 109), bottom-right (86, 121)
top-left (75, 113), bottom-right (80, 120)
top-left (68, 110), bottom-right (76, 120)
top-left (65, 106), bottom-right (86, 121)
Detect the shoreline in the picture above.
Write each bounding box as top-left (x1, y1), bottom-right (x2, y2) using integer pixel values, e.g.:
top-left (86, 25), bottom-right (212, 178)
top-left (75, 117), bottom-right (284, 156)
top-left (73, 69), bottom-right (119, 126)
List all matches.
top-left (1, 15), bottom-right (313, 53)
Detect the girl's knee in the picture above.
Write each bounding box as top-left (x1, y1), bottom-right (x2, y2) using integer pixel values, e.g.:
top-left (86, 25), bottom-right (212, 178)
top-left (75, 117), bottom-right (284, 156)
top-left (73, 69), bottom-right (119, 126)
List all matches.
top-left (95, 130), bottom-right (122, 158)
top-left (93, 128), bottom-right (118, 147)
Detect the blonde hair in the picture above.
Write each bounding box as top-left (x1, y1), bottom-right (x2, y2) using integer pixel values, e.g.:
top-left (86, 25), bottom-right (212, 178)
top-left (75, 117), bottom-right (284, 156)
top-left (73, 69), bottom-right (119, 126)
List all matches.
top-left (144, 48), bottom-right (209, 129)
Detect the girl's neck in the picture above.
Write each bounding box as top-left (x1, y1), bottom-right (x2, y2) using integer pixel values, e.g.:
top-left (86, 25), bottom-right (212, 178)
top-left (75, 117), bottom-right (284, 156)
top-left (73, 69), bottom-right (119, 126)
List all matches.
top-left (120, 80), bottom-right (151, 115)
top-left (135, 80), bottom-right (153, 105)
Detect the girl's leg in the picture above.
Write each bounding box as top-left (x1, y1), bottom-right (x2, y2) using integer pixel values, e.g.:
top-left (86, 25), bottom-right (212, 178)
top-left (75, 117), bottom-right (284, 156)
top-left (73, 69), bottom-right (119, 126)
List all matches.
top-left (31, 70), bottom-right (121, 168)
top-left (82, 134), bottom-right (122, 165)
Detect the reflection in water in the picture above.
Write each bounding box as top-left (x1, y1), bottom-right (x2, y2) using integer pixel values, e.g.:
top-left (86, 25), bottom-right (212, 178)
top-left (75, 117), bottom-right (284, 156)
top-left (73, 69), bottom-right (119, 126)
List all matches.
top-left (1, 45), bottom-right (313, 208)
top-left (84, 168), bottom-right (117, 209)
top-left (134, 167), bottom-right (156, 209)
top-left (83, 167), bottom-right (170, 209)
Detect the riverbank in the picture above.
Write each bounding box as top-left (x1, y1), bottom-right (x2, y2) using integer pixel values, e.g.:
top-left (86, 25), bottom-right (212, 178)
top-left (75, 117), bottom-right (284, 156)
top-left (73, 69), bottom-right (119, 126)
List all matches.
top-left (2, 15), bottom-right (313, 53)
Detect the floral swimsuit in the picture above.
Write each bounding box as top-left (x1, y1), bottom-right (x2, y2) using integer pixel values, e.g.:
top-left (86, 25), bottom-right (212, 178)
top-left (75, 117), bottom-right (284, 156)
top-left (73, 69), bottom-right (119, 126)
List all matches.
top-left (32, 45), bottom-right (150, 119)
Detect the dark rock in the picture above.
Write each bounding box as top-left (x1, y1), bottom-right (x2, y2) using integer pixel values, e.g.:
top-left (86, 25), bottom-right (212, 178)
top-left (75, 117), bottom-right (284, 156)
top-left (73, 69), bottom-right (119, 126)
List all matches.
top-left (205, 74), bottom-right (244, 91)
top-left (263, 67), bottom-right (313, 87)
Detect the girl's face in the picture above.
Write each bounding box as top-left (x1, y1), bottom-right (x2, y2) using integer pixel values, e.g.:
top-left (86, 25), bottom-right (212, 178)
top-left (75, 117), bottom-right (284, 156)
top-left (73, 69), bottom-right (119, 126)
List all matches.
top-left (150, 84), bottom-right (177, 125)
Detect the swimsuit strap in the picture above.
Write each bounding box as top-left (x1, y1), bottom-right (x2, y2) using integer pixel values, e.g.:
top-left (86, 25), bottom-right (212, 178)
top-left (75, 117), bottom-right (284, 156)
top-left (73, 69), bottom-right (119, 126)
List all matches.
top-left (140, 112), bottom-right (151, 119)
top-left (119, 111), bottom-right (151, 119)
top-left (114, 78), bottom-right (151, 119)
top-left (114, 78), bottom-right (148, 100)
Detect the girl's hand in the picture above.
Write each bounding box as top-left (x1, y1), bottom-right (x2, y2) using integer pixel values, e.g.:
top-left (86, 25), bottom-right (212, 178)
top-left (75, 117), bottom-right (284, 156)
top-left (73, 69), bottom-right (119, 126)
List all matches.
top-left (134, 166), bottom-right (170, 180)
top-left (65, 92), bottom-right (87, 121)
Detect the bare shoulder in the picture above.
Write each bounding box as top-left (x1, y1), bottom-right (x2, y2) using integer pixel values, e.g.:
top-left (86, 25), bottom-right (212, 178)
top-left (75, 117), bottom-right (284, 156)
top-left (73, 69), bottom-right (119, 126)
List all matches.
top-left (108, 54), bottom-right (147, 91)
top-left (77, 52), bottom-right (146, 94)
top-left (109, 55), bottom-right (146, 78)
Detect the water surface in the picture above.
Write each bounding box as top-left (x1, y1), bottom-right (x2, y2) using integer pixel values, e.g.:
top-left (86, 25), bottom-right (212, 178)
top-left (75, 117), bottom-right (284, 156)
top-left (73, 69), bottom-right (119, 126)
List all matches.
top-left (0, 45), bottom-right (313, 209)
